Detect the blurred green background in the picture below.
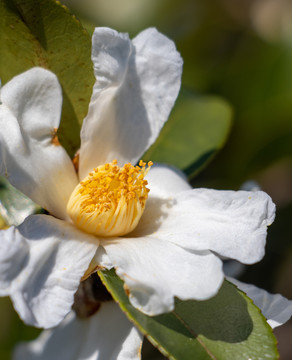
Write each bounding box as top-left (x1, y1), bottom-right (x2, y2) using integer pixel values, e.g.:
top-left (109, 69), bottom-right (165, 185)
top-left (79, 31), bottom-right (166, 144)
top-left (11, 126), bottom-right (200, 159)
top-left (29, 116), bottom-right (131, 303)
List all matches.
top-left (1, 0), bottom-right (292, 358)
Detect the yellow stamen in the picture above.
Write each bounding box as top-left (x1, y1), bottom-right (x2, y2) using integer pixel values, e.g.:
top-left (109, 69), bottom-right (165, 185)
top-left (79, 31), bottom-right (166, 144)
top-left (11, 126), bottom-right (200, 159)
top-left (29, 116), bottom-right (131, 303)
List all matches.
top-left (67, 160), bottom-right (153, 237)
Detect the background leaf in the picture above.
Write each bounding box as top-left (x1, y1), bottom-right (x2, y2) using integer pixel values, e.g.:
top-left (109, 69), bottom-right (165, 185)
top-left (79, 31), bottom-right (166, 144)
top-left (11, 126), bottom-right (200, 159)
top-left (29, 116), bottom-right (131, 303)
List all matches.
top-left (0, 0), bottom-right (95, 156)
top-left (143, 92), bottom-right (232, 178)
top-left (0, 177), bottom-right (41, 227)
top-left (0, 298), bottom-right (40, 360)
top-left (99, 269), bottom-right (278, 360)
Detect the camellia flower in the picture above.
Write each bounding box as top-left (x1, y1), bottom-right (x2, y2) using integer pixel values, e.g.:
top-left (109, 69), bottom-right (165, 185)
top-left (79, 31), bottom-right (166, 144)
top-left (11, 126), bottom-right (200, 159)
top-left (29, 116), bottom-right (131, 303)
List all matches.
top-left (0, 27), bottom-right (276, 333)
top-left (14, 273), bottom-right (144, 360)
top-left (15, 302), bottom-right (144, 360)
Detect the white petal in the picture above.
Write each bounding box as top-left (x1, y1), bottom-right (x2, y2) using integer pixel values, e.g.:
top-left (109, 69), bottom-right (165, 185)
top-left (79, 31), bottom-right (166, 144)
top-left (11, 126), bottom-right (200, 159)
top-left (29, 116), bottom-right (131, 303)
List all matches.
top-left (79, 27), bottom-right (182, 178)
top-left (92, 246), bottom-right (114, 269)
top-left (0, 68), bottom-right (78, 219)
top-left (2, 214), bottom-right (98, 328)
top-left (0, 227), bottom-right (29, 295)
top-left (82, 247), bottom-right (113, 280)
top-left (229, 278), bottom-right (292, 329)
top-left (134, 188), bottom-right (275, 264)
top-left (14, 302), bottom-right (142, 360)
top-left (102, 237), bottom-right (223, 315)
top-left (146, 164), bottom-right (191, 199)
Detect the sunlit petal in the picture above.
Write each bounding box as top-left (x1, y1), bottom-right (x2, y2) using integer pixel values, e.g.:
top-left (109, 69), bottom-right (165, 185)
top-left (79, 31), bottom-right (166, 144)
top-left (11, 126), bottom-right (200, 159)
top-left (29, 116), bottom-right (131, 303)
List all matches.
top-left (79, 28), bottom-right (182, 178)
top-left (3, 215), bottom-right (98, 328)
top-left (0, 68), bottom-right (78, 219)
top-left (101, 237), bottom-right (223, 315)
top-left (134, 188), bottom-right (275, 264)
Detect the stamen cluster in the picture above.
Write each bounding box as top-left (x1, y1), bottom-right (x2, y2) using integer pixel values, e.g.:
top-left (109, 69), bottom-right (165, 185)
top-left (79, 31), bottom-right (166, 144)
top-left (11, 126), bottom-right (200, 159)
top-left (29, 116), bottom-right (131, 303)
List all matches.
top-left (67, 160), bottom-right (153, 237)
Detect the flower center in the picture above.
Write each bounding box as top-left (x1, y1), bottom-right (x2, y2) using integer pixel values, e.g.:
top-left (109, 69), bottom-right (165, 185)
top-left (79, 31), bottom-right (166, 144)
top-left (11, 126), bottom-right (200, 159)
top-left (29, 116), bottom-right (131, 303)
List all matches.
top-left (67, 160), bottom-right (152, 237)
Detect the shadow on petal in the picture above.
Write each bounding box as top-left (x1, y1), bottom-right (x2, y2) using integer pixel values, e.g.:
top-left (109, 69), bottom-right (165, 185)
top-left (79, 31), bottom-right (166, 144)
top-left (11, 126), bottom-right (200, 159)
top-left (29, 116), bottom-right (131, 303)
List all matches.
top-left (127, 196), bottom-right (174, 237)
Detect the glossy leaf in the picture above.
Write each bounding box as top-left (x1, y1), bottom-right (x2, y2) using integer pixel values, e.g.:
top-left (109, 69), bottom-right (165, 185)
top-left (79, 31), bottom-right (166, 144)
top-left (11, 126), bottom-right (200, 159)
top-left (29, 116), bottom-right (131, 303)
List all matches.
top-left (0, 0), bottom-right (95, 156)
top-left (143, 93), bottom-right (232, 178)
top-left (99, 269), bottom-right (278, 360)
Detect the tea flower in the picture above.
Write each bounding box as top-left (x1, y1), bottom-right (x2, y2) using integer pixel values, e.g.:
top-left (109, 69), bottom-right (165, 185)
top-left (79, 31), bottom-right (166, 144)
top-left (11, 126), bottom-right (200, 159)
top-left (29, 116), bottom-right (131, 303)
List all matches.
top-left (14, 302), bottom-right (143, 360)
top-left (0, 27), bottom-right (275, 330)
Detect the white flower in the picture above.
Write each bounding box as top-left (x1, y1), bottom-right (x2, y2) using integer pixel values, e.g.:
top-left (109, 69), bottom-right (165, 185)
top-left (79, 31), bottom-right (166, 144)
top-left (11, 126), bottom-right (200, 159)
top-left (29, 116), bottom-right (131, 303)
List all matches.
top-left (14, 302), bottom-right (143, 360)
top-left (0, 27), bottom-right (275, 330)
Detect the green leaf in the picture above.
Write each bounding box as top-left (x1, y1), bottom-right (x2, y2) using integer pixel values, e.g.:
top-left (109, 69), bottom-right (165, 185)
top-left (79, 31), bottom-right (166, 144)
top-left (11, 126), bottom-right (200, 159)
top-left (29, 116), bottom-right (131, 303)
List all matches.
top-left (0, 0), bottom-right (95, 157)
top-left (99, 269), bottom-right (278, 360)
top-left (0, 177), bottom-right (41, 226)
top-left (143, 93), bottom-right (232, 178)
top-left (0, 297), bottom-right (40, 360)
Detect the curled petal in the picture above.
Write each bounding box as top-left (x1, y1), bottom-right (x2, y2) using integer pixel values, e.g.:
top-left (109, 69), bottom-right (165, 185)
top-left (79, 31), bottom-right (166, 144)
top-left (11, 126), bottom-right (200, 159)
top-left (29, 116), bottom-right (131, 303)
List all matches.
top-left (79, 27), bottom-right (182, 178)
top-left (2, 214), bottom-right (98, 328)
top-left (101, 237), bottom-right (223, 315)
top-left (229, 278), bottom-right (292, 329)
top-left (134, 188), bottom-right (275, 264)
top-left (0, 68), bottom-right (78, 219)
top-left (14, 302), bottom-right (142, 360)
